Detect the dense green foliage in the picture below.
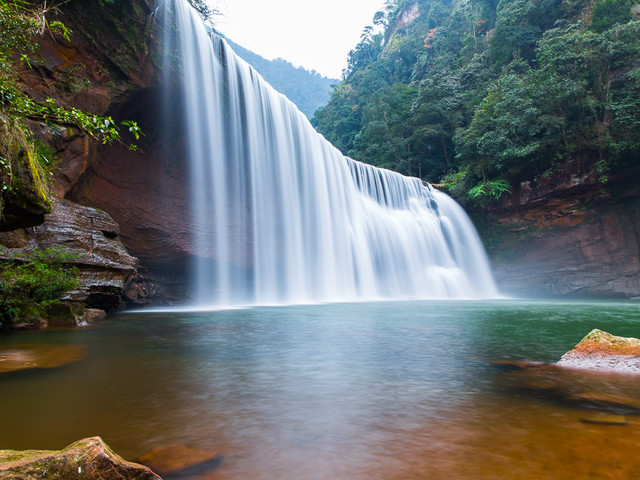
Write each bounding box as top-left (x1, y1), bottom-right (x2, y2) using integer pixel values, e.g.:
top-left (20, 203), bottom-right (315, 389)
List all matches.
top-left (312, 0), bottom-right (640, 203)
top-left (225, 38), bottom-right (337, 119)
top-left (0, 247), bottom-right (79, 328)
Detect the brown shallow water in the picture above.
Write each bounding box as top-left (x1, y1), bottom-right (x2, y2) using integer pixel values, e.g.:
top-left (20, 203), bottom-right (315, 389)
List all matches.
top-left (1, 300), bottom-right (640, 479)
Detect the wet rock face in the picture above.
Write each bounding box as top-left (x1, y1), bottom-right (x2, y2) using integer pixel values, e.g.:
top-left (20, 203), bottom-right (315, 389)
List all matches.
top-left (0, 127), bottom-right (53, 232)
top-left (0, 199), bottom-right (138, 310)
top-left (70, 135), bottom-right (193, 294)
top-left (0, 437), bottom-right (160, 480)
top-left (484, 164), bottom-right (640, 298)
top-left (20, 0), bottom-right (157, 115)
top-left (13, 0), bottom-right (195, 300)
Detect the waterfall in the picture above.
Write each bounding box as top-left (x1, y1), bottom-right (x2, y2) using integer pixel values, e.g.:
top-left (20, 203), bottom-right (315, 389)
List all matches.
top-left (159, 0), bottom-right (499, 307)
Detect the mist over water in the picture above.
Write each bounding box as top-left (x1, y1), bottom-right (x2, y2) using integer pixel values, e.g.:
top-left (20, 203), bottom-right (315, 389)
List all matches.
top-left (159, 0), bottom-right (498, 308)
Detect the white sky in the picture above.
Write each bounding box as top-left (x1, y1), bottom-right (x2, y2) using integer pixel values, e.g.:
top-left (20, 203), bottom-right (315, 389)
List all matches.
top-left (212, 0), bottom-right (387, 79)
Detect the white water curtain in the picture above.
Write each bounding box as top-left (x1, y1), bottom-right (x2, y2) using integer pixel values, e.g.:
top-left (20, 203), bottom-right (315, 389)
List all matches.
top-left (159, 0), bottom-right (499, 307)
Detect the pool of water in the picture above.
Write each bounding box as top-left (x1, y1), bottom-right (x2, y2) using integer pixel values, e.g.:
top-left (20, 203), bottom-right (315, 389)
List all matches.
top-left (2, 299), bottom-right (640, 479)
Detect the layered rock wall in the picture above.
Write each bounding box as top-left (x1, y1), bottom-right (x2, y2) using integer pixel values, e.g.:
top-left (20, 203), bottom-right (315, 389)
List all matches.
top-left (480, 159), bottom-right (640, 298)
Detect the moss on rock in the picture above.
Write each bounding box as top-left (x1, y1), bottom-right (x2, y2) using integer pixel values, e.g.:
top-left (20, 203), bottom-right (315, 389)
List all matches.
top-left (0, 437), bottom-right (161, 479)
top-left (0, 121), bottom-right (54, 230)
top-left (557, 329), bottom-right (640, 372)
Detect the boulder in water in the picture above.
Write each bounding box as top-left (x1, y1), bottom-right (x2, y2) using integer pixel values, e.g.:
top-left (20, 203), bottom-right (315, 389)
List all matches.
top-left (135, 444), bottom-right (222, 478)
top-left (557, 329), bottom-right (640, 373)
top-left (0, 344), bottom-right (86, 374)
top-left (0, 437), bottom-right (160, 479)
top-left (580, 413), bottom-right (628, 425)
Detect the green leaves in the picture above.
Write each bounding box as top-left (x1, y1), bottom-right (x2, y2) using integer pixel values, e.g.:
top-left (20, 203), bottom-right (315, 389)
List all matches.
top-left (0, 246), bottom-right (80, 323)
top-left (48, 20), bottom-right (71, 42)
top-left (186, 0), bottom-right (221, 24)
top-left (591, 0), bottom-right (635, 32)
top-left (468, 179), bottom-right (511, 204)
top-left (1, 93), bottom-right (141, 151)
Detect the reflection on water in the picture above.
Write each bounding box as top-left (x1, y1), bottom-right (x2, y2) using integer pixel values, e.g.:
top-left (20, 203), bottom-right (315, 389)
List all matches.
top-left (1, 300), bottom-right (640, 479)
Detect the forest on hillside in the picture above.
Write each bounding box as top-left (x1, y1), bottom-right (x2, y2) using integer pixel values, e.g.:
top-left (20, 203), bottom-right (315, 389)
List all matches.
top-left (312, 0), bottom-right (640, 205)
top-left (224, 38), bottom-right (337, 119)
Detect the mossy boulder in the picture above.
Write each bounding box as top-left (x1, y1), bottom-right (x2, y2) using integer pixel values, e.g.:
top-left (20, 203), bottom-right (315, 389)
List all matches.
top-left (557, 329), bottom-right (640, 372)
top-left (0, 437), bottom-right (160, 480)
top-left (46, 302), bottom-right (107, 327)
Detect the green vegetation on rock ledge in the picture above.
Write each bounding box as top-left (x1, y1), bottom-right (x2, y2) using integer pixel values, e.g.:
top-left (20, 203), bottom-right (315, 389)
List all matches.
top-left (312, 0), bottom-right (640, 204)
top-left (0, 246), bottom-right (79, 330)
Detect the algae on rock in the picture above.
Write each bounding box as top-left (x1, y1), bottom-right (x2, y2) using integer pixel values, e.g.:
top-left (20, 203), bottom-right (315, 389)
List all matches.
top-left (0, 121), bottom-right (53, 231)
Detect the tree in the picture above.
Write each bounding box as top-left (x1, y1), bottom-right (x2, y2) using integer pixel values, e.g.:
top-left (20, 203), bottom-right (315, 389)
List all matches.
top-left (314, 0), bottom-right (640, 204)
top-left (187, 0), bottom-right (221, 24)
top-left (349, 83), bottom-right (417, 175)
top-left (410, 73), bottom-right (464, 180)
top-left (591, 0), bottom-right (635, 33)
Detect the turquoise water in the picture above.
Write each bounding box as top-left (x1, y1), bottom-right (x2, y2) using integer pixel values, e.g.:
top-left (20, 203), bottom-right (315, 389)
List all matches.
top-left (1, 300), bottom-right (640, 479)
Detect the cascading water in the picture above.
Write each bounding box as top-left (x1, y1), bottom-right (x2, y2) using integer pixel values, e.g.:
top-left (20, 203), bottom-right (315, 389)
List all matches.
top-left (159, 0), bottom-right (499, 307)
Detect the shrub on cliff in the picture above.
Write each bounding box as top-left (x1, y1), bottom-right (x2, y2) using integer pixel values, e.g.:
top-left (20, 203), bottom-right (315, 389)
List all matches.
top-left (0, 246), bottom-right (79, 330)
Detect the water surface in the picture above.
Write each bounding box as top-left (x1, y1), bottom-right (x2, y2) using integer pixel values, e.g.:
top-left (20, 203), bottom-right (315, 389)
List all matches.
top-left (2, 300), bottom-right (640, 479)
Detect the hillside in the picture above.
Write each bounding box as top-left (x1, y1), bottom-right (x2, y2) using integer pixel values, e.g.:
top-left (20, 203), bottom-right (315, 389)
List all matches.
top-left (312, 0), bottom-right (640, 298)
top-left (313, 0), bottom-right (640, 199)
top-left (224, 38), bottom-right (337, 119)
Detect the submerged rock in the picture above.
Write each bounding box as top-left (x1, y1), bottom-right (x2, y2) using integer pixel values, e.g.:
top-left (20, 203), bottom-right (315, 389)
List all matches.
top-left (580, 413), bottom-right (628, 425)
top-left (557, 329), bottom-right (640, 373)
top-left (0, 344), bottom-right (86, 374)
top-left (500, 353), bottom-right (640, 413)
top-left (135, 444), bottom-right (222, 478)
top-left (46, 302), bottom-right (107, 328)
top-left (567, 391), bottom-right (640, 410)
top-left (0, 437), bottom-right (160, 480)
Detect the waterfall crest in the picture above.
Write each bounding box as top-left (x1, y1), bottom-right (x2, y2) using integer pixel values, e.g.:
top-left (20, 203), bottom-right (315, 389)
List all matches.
top-left (159, 0), bottom-right (499, 307)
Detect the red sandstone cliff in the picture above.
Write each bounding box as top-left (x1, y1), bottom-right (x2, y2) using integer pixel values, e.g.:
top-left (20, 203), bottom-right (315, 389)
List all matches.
top-left (478, 157), bottom-right (640, 298)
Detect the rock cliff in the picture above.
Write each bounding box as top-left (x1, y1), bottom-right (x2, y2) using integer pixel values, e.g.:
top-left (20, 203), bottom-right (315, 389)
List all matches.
top-left (2, 0), bottom-right (192, 313)
top-left (1, 199), bottom-right (138, 308)
top-left (42, 0), bottom-right (195, 302)
top-left (477, 158), bottom-right (640, 298)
